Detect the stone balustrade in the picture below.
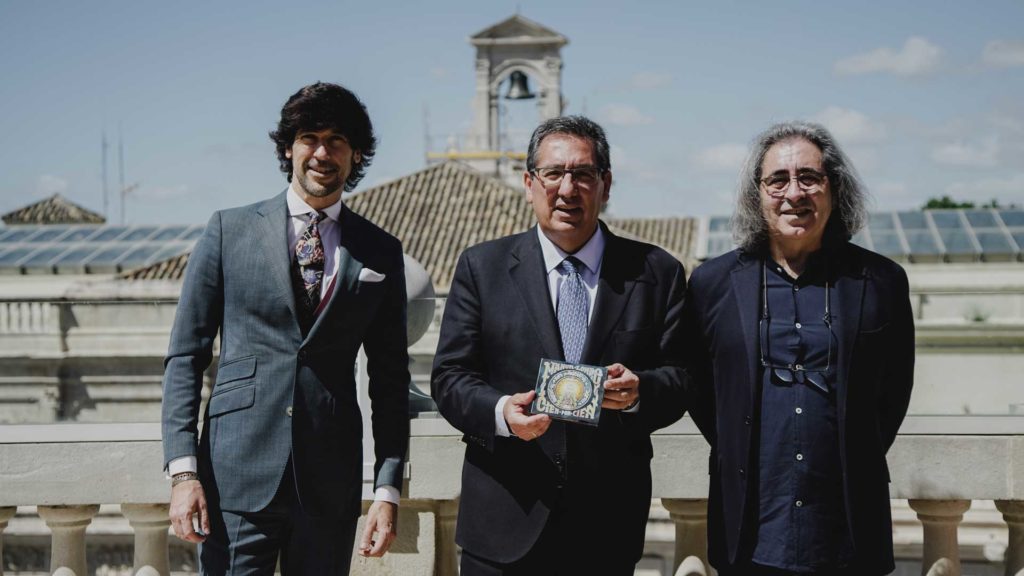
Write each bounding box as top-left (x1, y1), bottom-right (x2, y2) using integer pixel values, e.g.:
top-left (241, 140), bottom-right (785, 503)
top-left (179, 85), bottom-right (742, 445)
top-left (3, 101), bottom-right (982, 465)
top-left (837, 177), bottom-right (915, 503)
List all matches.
top-left (1, 416), bottom-right (1023, 575)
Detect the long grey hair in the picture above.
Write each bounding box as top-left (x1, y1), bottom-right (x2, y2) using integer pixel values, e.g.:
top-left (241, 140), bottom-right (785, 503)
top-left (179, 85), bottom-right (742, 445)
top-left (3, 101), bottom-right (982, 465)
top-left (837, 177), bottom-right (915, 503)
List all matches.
top-left (732, 121), bottom-right (869, 251)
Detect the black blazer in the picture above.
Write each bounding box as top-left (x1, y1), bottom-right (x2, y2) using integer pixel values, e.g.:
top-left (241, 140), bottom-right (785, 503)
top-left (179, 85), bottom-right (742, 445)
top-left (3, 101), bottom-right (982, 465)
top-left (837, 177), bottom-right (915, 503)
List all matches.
top-left (682, 243), bottom-right (914, 574)
top-left (431, 224), bottom-right (688, 564)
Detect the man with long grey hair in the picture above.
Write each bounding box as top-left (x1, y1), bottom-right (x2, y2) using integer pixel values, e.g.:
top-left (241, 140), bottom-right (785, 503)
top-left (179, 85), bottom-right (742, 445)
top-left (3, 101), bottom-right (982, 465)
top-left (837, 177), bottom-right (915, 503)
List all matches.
top-left (683, 121), bottom-right (914, 575)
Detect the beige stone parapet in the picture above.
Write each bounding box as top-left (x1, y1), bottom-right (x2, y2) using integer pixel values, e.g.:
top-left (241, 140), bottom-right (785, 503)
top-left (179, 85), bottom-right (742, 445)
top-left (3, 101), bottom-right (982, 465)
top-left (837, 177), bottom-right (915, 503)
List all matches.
top-left (996, 500), bottom-right (1024, 576)
top-left (0, 506), bottom-right (16, 576)
top-left (2, 416), bottom-right (1024, 574)
top-left (37, 504), bottom-right (100, 576)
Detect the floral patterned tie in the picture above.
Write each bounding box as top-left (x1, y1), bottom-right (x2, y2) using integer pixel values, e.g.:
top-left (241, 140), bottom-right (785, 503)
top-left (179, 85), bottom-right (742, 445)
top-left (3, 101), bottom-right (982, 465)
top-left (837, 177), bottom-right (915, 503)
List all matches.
top-left (295, 211), bottom-right (326, 314)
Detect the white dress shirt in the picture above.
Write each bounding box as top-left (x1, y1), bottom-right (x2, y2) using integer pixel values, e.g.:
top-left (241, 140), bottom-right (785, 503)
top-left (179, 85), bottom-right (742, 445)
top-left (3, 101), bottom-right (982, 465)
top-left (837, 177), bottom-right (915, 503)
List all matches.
top-left (495, 225), bottom-right (636, 437)
top-left (170, 184), bottom-right (399, 505)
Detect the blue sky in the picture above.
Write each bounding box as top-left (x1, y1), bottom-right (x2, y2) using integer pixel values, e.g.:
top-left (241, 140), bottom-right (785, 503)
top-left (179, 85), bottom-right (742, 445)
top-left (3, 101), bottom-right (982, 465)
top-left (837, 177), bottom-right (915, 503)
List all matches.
top-left (1, 0), bottom-right (1022, 224)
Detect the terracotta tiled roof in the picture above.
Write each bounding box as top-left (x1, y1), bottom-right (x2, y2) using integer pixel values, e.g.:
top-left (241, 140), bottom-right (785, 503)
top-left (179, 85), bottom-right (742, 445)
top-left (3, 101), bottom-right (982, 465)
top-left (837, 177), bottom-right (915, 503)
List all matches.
top-left (120, 251), bottom-right (191, 281)
top-left (604, 217), bottom-right (699, 272)
top-left (119, 162), bottom-right (701, 288)
top-left (1, 194), bottom-right (106, 225)
top-left (347, 162), bottom-right (536, 292)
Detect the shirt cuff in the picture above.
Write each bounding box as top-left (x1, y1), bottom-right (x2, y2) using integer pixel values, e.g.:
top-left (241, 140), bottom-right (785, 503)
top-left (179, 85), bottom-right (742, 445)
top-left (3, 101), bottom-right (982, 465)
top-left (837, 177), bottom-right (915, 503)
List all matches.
top-left (374, 485), bottom-right (400, 505)
top-left (167, 456), bottom-right (197, 478)
top-left (624, 400), bottom-right (640, 413)
top-left (494, 395), bottom-right (512, 437)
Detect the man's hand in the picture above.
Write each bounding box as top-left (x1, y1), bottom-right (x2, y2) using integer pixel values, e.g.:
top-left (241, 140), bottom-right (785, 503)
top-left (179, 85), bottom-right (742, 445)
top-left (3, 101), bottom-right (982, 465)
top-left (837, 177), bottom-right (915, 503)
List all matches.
top-left (603, 363), bottom-right (639, 410)
top-left (169, 480), bottom-right (209, 543)
top-left (504, 390), bottom-right (551, 441)
top-left (358, 501), bottom-right (398, 557)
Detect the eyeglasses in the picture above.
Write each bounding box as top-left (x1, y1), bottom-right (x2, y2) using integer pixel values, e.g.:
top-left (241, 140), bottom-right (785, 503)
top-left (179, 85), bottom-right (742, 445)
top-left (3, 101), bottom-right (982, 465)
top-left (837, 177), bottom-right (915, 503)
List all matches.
top-left (530, 166), bottom-right (604, 188)
top-left (759, 169), bottom-right (827, 197)
top-left (758, 262), bottom-right (833, 391)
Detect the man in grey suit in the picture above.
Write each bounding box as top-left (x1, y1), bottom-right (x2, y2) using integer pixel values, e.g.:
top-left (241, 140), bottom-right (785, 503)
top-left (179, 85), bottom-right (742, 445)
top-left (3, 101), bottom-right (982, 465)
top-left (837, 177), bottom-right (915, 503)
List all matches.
top-left (162, 82), bottom-right (410, 574)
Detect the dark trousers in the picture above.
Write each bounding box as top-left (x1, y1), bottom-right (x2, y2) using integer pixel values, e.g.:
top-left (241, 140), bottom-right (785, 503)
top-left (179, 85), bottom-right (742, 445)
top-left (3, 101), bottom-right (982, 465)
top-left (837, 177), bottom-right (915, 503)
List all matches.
top-left (718, 563), bottom-right (865, 576)
top-left (199, 464), bottom-right (358, 576)
top-left (459, 504), bottom-right (637, 576)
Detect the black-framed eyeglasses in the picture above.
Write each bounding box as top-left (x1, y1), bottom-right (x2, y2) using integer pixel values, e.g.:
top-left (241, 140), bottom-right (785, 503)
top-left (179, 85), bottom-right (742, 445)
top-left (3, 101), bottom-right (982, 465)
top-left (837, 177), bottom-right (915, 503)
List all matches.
top-left (758, 262), bottom-right (833, 389)
top-left (759, 169), bottom-right (827, 197)
top-left (530, 166), bottom-right (604, 188)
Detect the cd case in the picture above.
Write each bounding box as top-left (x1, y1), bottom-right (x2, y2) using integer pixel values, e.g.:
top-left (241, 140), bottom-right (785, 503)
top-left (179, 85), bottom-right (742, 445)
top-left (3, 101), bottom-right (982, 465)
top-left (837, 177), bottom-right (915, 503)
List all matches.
top-left (530, 358), bottom-right (607, 426)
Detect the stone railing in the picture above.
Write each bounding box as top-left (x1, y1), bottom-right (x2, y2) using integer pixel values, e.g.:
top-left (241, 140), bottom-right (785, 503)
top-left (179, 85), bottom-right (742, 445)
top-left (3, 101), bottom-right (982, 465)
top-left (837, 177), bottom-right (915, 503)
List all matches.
top-left (1, 416), bottom-right (1023, 576)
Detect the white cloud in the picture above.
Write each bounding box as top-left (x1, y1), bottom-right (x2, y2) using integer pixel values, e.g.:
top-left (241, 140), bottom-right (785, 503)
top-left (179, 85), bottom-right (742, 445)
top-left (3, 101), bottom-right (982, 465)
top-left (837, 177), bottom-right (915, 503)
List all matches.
top-left (692, 143), bottom-right (748, 173)
top-left (609, 144), bottom-right (660, 183)
top-left (811, 106), bottom-right (886, 144)
top-left (931, 136), bottom-right (999, 167)
top-left (36, 174), bottom-right (68, 197)
top-left (834, 36), bottom-right (941, 76)
top-left (599, 104), bottom-right (653, 127)
top-left (945, 173), bottom-right (1024, 202)
top-left (983, 40), bottom-right (1024, 68)
top-left (629, 71), bottom-right (672, 91)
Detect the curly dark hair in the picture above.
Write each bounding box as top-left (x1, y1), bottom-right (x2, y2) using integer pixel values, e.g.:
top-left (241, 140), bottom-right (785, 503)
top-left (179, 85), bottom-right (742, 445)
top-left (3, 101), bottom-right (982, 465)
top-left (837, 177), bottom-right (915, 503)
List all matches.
top-left (269, 82), bottom-right (377, 192)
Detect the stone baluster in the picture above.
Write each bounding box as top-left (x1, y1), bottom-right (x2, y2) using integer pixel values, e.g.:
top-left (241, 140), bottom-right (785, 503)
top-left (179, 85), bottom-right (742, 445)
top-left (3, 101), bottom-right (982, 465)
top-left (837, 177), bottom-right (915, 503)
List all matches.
top-left (0, 507), bottom-right (17, 576)
top-left (37, 504), bottom-right (100, 576)
top-left (121, 504), bottom-right (171, 576)
top-left (995, 500), bottom-right (1024, 576)
top-left (662, 499), bottom-right (710, 576)
top-left (908, 499), bottom-right (971, 576)
top-left (435, 499), bottom-right (459, 576)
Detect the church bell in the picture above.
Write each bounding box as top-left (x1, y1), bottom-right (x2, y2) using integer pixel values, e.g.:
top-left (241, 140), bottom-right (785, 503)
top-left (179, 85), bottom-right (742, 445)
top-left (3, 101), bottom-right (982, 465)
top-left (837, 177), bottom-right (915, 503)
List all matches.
top-left (504, 71), bottom-right (535, 100)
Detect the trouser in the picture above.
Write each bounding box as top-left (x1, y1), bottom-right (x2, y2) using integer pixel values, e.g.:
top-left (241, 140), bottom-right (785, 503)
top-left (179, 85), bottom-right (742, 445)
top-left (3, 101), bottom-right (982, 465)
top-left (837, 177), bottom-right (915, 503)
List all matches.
top-left (459, 503), bottom-right (637, 576)
top-left (199, 463), bottom-right (358, 576)
top-left (718, 563), bottom-right (867, 576)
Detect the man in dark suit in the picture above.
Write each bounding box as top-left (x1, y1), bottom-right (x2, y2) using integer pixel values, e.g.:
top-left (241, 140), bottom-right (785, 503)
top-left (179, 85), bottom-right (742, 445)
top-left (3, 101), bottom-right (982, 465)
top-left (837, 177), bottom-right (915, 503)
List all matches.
top-left (431, 116), bottom-right (688, 575)
top-left (162, 82), bottom-right (409, 574)
top-left (683, 122), bottom-right (914, 575)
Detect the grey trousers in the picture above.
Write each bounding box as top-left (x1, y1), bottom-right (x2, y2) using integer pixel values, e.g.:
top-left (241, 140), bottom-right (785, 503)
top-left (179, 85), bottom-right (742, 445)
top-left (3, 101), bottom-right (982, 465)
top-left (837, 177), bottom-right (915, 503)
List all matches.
top-left (199, 467), bottom-right (358, 576)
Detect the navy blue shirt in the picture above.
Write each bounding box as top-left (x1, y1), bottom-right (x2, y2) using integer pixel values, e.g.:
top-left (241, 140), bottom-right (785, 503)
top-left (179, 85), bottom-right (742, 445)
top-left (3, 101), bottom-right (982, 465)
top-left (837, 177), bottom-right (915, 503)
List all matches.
top-left (751, 254), bottom-right (853, 572)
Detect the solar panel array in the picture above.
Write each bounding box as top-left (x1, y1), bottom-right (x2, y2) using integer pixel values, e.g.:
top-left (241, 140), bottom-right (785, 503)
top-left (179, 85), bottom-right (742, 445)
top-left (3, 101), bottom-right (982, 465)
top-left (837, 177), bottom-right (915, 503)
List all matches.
top-left (702, 209), bottom-right (1024, 263)
top-left (0, 224), bottom-right (203, 275)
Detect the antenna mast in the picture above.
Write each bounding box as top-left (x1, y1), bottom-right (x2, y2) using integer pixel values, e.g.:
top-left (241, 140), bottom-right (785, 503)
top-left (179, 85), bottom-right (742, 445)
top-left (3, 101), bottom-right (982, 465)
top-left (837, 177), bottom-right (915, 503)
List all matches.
top-left (101, 129), bottom-right (109, 218)
top-left (118, 124), bottom-right (126, 225)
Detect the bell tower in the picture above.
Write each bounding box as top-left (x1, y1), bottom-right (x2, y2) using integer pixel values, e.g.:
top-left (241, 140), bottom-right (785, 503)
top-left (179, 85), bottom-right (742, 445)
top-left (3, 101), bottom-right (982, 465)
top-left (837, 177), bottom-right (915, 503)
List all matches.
top-left (427, 15), bottom-right (568, 186)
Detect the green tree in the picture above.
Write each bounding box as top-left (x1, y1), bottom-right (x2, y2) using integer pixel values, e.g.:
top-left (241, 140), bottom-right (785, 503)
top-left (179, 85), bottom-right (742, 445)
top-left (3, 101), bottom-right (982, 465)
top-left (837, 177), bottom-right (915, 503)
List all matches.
top-left (923, 195), bottom-right (975, 210)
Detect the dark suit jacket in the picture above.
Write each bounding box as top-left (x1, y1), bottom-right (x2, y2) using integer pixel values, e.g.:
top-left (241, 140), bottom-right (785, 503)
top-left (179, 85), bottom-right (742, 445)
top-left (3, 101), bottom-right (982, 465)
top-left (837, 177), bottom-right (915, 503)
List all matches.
top-left (682, 243), bottom-right (914, 574)
top-left (431, 223), bottom-right (688, 564)
top-left (162, 191), bottom-right (410, 519)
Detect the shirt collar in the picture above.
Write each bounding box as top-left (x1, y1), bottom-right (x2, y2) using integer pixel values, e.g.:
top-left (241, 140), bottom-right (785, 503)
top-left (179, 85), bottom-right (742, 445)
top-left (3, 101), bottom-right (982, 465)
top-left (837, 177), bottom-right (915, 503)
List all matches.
top-left (286, 184), bottom-right (343, 223)
top-left (536, 224), bottom-right (605, 275)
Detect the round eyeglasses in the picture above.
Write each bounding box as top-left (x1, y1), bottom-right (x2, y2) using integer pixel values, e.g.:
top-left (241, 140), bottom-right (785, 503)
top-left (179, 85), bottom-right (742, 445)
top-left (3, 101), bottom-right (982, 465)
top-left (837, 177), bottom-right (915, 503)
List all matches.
top-left (760, 169), bottom-right (827, 197)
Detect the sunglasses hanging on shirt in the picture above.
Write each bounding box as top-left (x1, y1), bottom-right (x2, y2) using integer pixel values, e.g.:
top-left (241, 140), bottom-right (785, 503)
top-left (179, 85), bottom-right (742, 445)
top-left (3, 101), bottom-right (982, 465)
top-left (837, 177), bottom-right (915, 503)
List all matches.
top-left (758, 261), bottom-right (834, 393)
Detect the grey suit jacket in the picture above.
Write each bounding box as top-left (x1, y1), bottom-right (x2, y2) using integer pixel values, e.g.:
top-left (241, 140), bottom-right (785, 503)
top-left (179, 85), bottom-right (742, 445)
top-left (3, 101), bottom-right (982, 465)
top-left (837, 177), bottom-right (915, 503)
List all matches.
top-left (162, 191), bottom-right (409, 519)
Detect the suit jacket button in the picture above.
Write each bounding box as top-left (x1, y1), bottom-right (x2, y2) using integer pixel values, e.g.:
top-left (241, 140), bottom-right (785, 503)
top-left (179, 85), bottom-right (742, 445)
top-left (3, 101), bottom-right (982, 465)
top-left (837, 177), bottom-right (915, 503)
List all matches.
top-left (744, 416), bottom-right (752, 425)
top-left (739, 467), bottom-right (745, 476)
top-left (298, 350), bottom-right (307, 360)
top-left (286, 406), bottom-right (293, 417)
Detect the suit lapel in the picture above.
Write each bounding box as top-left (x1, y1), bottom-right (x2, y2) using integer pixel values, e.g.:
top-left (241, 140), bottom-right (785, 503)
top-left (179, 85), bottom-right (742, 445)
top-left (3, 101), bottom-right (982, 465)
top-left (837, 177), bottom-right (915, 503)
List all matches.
top-left (255, 191), bottom-right (299, 323)
top-left (729, 252), bottom-right (761, 407)
top-left (581, 229), bottom-right (641, 364)
top-left (833, 246), bottom-right (866, 429)
top-left (508, 229), bottom-right (562, 360)
top-left (305, 205), bottom-right (364, 344)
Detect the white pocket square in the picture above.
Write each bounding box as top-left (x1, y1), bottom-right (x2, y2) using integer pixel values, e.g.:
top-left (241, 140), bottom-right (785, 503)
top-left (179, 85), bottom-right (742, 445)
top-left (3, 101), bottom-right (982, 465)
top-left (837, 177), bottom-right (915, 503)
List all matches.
top-left (359, 268), bottom-right (386, 283)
